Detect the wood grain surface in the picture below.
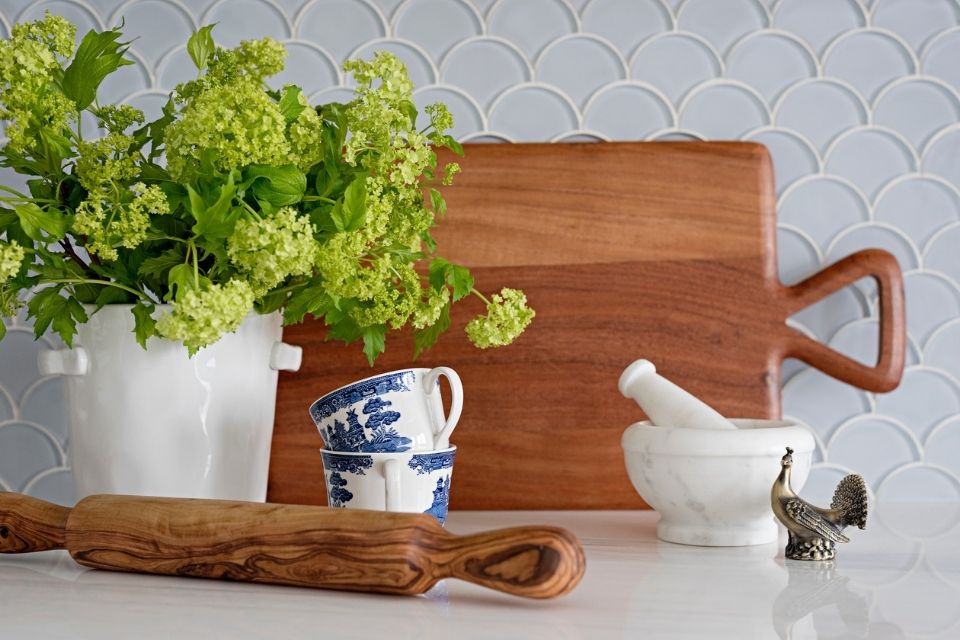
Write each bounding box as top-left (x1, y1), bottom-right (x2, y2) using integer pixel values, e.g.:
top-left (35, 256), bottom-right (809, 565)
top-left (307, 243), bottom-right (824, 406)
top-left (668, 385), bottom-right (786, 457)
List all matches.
top-left (269, 142), bottom-right (906, 510)
top-left (0, 493), bottom-right (585, 599)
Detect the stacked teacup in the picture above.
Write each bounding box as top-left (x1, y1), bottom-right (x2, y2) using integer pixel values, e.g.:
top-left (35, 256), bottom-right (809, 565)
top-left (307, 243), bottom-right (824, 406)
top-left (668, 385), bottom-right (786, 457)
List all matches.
top-left (310, 367), bottom-right (462, 525)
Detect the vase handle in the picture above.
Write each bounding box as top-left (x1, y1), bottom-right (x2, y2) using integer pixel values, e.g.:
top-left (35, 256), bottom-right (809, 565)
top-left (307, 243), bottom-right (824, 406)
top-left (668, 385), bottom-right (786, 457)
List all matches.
top-left (37, 348), bottom-right (89, 376)
top-left (270, 342), bottom-right (302, 372)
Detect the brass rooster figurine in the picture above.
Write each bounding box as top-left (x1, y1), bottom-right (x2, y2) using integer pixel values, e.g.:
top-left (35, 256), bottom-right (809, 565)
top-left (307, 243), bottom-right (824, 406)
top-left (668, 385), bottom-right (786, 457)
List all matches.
top-left (771, 447), bottom-right (868, 560)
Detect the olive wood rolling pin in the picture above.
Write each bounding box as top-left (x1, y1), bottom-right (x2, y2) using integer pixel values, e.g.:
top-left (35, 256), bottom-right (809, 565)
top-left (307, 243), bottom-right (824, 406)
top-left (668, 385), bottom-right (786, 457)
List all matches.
top-left (0, 493), bottom-right (585, 599)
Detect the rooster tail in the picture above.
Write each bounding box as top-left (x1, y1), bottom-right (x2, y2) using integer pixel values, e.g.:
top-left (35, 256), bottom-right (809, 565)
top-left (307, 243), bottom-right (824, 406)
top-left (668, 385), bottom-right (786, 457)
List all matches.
top-left (831, 474), bottom-right (868, 529)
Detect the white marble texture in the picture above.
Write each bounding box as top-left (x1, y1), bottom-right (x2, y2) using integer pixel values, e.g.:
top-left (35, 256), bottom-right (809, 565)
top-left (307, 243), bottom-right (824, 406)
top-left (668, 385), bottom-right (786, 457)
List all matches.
top-left (0, 506), bottom-right (956, 639)
top-left (1, 0), bottom-right (959, 505)
top-left (622, 419), bottom-right (815, 546)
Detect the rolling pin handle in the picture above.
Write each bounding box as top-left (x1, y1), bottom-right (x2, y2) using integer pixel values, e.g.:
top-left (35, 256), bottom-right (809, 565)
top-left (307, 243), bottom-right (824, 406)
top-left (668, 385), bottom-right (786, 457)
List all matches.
top-left (435, 526), bottom-right (586, 599)
top-left (0, 493), bottom-right (70, 554)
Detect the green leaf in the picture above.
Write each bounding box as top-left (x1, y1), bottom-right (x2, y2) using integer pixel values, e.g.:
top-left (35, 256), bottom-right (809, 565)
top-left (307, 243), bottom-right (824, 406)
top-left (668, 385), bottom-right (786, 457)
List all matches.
top-left (187, 174), bottom-right (238, 239)
top-left (61, 28), bottom-right (134, 110)
top-left (342, 177), bottom-right (367, 231)
top-left (442, 135), bottom-right (464, 156)
top-left (326, 314), bottom-right (362, 344)
top-left (361, 324), bottom-right (387, 367)
top-left (14, 203), bottom-right (66, 241)
top-left (429, 188), bottom-right (446, 217)
top-left (448, 264), bottom-right (474, 301)
top-left (0, 321), bottom-right (5, 341)
top-left (166, 263), bottom-right (195, 302)
top-left (187, 24), bottom-right (216, 71)
top-left (413, 300), bottom-right (451, 360)
top-left (399, 100), bottom-right (418, 127)
top-left (428, 258), bottom-right (450, 291)
top-left (93, 286), bottom-right (131, 310)
top-left (138, 246), bottom-right (186, 279)
top-left (27, 287), bottom-right (88, 347)
top-left (243, 165), bottom-right (307, 207)
top-left (278, 85), bottom-right (307, 123)
top-left (283, 281), bottom-right (333, 325)
top-left (131, 302), bottom-right (157, 349)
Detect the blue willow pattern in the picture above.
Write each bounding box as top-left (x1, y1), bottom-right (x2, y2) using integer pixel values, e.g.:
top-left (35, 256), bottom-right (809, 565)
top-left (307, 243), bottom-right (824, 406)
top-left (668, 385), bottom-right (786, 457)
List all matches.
top-left (424, 476), bottom-right (451, 524)
top-left (320, 451), bottom-right (374, 476)
top-left (321, 396), bottom-right (412, 453)
top-left (310, 371), bottom-right (415, 420)
top-left (407, 450), bottom-right (456, 475)
top-left (326, 472), bottom-right (353, 507)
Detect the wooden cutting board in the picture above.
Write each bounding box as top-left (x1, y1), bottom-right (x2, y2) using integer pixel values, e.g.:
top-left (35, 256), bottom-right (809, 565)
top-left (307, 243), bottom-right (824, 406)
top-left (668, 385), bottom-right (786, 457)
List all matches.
top-left (269, 142), bottom-right (905, 509)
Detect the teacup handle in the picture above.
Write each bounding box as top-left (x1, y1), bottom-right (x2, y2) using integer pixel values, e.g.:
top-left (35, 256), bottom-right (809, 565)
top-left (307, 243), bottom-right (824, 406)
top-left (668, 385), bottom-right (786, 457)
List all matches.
top-left (423, 367), bottom-right (463, 449)
top-left (384, 459), bottom-right (402, 512)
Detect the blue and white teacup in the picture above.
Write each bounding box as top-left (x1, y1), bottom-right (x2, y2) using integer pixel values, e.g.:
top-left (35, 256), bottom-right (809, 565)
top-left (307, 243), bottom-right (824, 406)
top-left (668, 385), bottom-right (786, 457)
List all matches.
top-left (309, 367), bottom-right (463, 453)
top-left (320, 447), bottom-right (456, 524)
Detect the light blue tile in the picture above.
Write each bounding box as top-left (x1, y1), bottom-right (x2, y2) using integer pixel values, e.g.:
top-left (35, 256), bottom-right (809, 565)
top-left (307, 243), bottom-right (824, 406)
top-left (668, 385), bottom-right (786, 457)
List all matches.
top-left (393, 0), bottom-right (482, 60)
top-left (296, 0), bottom-right (386, 61)
top-left (745, 129), bottom-right (818, 192)
top-left (779, 177), bottom-right (870, 250)
top-left (441, 37), bottom-right (531, 109)
top-left (875, 176), bottom-right (960, 247)
top-left (676, 0), bottom-right (768, 56)
top-left (923, 30), bottom-right (960, 93)
top-left (108, 0), bottom-right (195, 61)
top-left (775, 80), bottom-right (867, 153)
top-left (583, 83), bottom-right (673, 140)
top-left (876, 368), bottom-right (960, 440)
top-left (829, 416), bottom-right (921, 487)
top-left (872, 0), bottom-right (960, 52)
top-left (487, 0), bottom-right (577, 59)
top-left (726, 32), bottom-right (816, 102)
top-left (874, 79), bottom-right (960, 151)
top-left (488, 85), bottom-right (578, 141)
top-left (536, 35), bottom-right (626, 108)
top-left (580, 0), bottom-right (672, 55)
top-left (630, 33), bottom-right (721, 104)
top-left (0, 423), bottom-right (62, 492)
top-left (825, 129), bottom-right (915, 199)
top-left (679, 82), bottom-right (769, 139)
top-left (772, 0), bottom-right (865, 55)
top-left (201, 0), bottom-right (291, 46)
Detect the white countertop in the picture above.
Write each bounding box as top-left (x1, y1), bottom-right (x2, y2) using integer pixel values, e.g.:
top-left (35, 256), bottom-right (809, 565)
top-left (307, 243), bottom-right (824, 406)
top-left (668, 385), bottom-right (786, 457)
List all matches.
top-left (1, 503), bottom-right (958, 639)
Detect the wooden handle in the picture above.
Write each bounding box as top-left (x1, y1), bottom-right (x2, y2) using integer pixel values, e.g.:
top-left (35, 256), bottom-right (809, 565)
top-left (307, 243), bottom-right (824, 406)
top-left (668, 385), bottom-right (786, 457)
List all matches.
top-left (779, 248), bottom-right (906, 392)
top-left (0, 493), bottom-right (70, 553)
top-left (433, 525), bottom-right (585, 599)
top-left (7, 494), bottom-right (584, 599)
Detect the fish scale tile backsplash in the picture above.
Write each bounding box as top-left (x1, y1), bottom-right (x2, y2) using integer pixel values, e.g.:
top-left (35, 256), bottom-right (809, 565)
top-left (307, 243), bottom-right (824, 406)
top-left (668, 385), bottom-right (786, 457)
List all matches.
top-left (1, 0), bottom-right (959, 505)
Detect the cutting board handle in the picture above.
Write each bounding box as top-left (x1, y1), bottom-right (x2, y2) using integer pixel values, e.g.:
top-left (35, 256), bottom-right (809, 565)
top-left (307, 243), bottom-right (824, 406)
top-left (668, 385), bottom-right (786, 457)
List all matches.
top-left (779, 248), bottom-right (906, 392)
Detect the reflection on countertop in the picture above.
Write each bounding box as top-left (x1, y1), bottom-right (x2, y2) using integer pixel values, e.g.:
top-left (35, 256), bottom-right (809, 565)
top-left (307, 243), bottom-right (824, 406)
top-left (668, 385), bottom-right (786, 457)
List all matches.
top-left (0, 502), bottom-right (956, 639)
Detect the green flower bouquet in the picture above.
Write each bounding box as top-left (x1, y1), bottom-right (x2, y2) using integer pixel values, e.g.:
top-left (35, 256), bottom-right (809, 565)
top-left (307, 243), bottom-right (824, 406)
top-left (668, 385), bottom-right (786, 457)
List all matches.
top-left (0, 14), bottom-right (534, 363)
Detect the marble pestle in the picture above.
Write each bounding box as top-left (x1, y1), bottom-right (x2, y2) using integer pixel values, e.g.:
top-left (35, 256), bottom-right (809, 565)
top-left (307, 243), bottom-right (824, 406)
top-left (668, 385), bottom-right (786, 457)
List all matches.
top-left (618, 359), bottom-right (738, 430)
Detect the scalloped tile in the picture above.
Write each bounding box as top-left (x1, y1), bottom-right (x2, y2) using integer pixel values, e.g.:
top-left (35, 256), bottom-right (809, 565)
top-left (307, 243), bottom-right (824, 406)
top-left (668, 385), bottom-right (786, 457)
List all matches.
top-left (772, 0), bottom-right (865, 55)
top-left (801, 465), bottom-right (854, 506)
top-left (97, 53), bottom-right (152, 104)
top-left (822, 30), bottom-right (915, 102)
top-left (903, 272), bottom-right (960, 346)
top-left (296, 0), bottom-right (386, 61)
top-left (725, 32), bottom-right (816, 102)
top-left (923, 30), bottom-right (960, 92)
top-left (487, 0), bottom-right (577, 59)
top-left (877, 368), bottom-right (960, 440)
top-left (630, 33), bottom-right (721, 104)
top-left (923, 127), bottom-right (960, 187)
top-left (3, 0), bottom-right (960, 503)
top-left (202, 0), bottom-right (291, 46)
top-left (745, 130), bottom-right (818, 192)
top-left (875, 176), bottom-right (960, 246)
top-left (777, 226), bottom-right (820, 285)
top-left (783, 369), bottom-right (871, 440)
top-left (22, 467), bottom-right (74, 505)
top-left (108, 0), bottom-right (195, 61)
top-left (488, 86), bottom-right (578, 141)
top-left (0, 329), bottom-right (44, 402)
top-left (872, 0), bottom-right (960, 52)
top-left (348, 40), bottom-right (436, 87)
top-left (830, 417), bottom-right (920, 486)
top-left (583, 84), bottom-right (672, 139)
top-left (19, 377), bottom-right (68, 447)
top-left (679, 83), bottom-right (768, 138)
top-left (926, 417), bottom-right (960, 476)
top-left (271, 42), bottom-right (339, 94)
top-left (536, 36), bottom-right (626, 108)
top-left (17, 1), bottom-right (102, 43)
top-left (831, 318), bottom-right (920, 369)
top-left (393, 0), bottom-right (481, 60)
top-left (875, 79), bottom-right (960, 151)
top-left (775, 80), bottom-right (867, 153)
top-left (676, 0), bottom-right (768, 56)
top-left (441, 38), bottom-right (531, 109)
top-left (780, 177), bottom-right (870, 250)
top-left (580, 0), bottom-right (672, 54)
top-left (826, 224), bottom-right (919, 274)
top-left (0, 423), bottom-right (61, 491)
top-left (925, 224), bottom-right (960, 283)
top-left (790, 285), bottom-right (868, 344)
top-left (413, 86), bottom-right (484, 139)
top-left (878, 466), bottom-right (960, 503)
top-left (825, 129), bottom-right (916, 199)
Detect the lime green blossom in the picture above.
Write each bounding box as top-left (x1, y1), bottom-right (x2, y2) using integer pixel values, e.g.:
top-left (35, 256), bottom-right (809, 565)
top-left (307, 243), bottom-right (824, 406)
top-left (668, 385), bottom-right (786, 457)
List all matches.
top-left (73, 183), bottom-right (169, 260)
top-left (465, 288), bottom-right (535, 349)
top-left (413, 285), bottom-right (450, 329)
top-left (227, 207), bottom-right (317, 294)
top-left (156, 280), bottom-right (255, 353)
top-left (0, 12), bottom-right (76, 154)
top-left (442, 162), bottom-right (460, 186)
top-left (288, 102), bottom-right (325, 171)
top-left (175, 38), bottom-right (286, 102)
top-left (0, 241), bottom-right (25, 282)
top-left (94, 104), bottom-right (144, 133)
top-left (75, 132), bottom-right (139, 191)
top-left (165, 82), bottom-right (291, 180)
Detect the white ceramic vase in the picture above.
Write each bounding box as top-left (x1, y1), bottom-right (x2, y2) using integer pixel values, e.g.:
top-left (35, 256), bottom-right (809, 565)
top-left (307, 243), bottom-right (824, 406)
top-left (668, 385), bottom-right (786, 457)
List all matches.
top-left (37, 305), bottom-right (302, 502)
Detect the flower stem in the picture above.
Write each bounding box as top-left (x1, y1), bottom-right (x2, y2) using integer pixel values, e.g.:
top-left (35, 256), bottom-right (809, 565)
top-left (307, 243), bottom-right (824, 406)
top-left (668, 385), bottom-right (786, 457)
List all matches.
top-left (471, 288), bottom-right (491, 306)
top-left (45, 278), bottom-right (156, 303)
